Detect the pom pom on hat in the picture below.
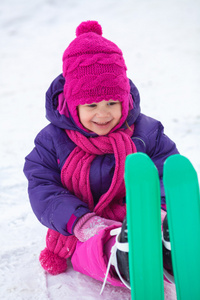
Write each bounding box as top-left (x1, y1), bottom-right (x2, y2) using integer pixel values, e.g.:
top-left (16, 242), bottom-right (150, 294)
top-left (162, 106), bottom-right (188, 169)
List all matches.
top-left (76, 20), bottom-right (103, 37)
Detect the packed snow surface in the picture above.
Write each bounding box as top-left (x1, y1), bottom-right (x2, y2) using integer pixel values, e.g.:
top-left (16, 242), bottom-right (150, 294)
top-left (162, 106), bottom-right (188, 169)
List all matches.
top-left (0, 0), bottom-right (199, 299)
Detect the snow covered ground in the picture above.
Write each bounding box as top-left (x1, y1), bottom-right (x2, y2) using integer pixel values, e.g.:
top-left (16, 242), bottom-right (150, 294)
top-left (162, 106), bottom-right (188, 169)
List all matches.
top-left (0, 0), bottom-right (199, 299)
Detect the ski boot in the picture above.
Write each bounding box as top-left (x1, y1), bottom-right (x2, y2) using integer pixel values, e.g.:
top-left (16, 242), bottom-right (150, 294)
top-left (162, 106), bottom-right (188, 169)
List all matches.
top-left (116, 215), bottom-right (130, 284)
top-left (100, 216), bottom-right (130, 294)
top-left (162, 214), bottom-right (174, 283)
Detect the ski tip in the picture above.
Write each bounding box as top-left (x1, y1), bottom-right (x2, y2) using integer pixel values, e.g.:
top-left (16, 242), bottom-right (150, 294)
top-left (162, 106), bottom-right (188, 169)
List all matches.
top-left (125, 153), bottom-right (158, 180)
top-left (164, 154), bottom-right (197, 172)
top-left (125, 152), bottom-right (153, 167)
top-left (164, 154), bottom-right (192, 166)
top-left (163, 154), bottom-right (198, 185)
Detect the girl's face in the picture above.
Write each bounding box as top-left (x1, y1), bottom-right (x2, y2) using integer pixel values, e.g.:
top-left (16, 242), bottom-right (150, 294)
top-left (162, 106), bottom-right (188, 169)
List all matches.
top-left (78, 100), bottom-right (122, 135)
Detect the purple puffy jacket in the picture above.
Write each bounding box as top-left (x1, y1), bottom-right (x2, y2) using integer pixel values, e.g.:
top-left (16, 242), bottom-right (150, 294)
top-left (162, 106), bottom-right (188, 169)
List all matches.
top-left (23, 74), bottom-right (179, 236)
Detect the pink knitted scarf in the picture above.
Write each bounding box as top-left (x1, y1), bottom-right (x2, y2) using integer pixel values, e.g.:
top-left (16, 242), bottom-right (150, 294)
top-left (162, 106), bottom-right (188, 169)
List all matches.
top-left (62, 127), bottom-right (136, 219)
top-left (40, 127), bottom-right (137, 274)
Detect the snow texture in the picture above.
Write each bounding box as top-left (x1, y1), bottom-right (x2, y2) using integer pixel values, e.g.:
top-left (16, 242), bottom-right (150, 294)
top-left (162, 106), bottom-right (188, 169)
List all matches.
top-left (0, 0), bottom-right (199, 299)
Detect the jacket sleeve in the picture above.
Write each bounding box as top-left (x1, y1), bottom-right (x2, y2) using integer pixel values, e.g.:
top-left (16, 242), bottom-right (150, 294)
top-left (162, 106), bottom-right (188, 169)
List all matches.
top-left (23, 129), bottom-right (90, 236)
top-left (146, 121), bottom-right (179, 206)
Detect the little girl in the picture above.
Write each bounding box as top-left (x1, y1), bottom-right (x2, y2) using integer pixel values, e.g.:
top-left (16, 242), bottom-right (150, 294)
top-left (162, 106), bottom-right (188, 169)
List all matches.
top-left (24, 20), bottom-right (177, 289)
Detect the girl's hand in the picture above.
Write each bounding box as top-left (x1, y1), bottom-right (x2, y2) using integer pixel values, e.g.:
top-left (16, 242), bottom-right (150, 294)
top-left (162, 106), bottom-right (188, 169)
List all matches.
top-left (73, 212), bottom-right (121, 242)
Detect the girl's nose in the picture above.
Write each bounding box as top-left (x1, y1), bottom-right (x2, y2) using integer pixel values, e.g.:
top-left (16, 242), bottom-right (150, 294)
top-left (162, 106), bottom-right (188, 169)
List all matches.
top-left (97, 106), bottom-right (109, 117)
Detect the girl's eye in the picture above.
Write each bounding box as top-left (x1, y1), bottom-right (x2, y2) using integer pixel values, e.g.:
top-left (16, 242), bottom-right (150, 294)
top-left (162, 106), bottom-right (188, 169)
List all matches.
top-left (87, 104), bottom-right (97, 108)
top-left (108, 102), bottom-right (117, 106)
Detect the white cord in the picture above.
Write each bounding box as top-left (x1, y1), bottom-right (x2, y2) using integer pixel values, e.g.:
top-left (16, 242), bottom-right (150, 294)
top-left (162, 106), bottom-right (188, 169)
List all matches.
top-left (162, 232), bottom-right (171, 251)
top-left (100, 228), bottom-right (130, 295)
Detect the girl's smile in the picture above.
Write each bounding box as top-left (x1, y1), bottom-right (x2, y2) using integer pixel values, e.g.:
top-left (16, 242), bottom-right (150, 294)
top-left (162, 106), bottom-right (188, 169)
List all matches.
top-left (78, 100), bottom-right (122, 135)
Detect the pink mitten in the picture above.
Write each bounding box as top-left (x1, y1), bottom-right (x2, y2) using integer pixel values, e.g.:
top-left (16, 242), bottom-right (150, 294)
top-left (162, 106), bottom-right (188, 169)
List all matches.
top-left (74, 212), bottom-right (121, 242)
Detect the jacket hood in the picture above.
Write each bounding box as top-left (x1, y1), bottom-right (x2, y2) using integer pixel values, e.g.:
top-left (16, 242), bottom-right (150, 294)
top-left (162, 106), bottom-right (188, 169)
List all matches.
top-left (45, 74), bottom-right (141, 137)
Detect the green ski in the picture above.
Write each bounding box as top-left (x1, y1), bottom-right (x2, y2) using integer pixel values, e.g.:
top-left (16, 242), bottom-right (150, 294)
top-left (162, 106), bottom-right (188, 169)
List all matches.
top-left (163, 154), bottom-right (200, 300)
top-left (125, 153), bottom-right (164, 300)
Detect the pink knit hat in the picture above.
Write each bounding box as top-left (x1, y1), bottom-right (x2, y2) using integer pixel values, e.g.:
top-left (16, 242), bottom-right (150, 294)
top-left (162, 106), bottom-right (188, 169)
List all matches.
top-left (62, 20), bottom-right (131, 132)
